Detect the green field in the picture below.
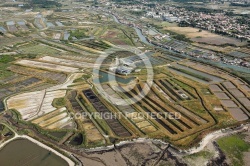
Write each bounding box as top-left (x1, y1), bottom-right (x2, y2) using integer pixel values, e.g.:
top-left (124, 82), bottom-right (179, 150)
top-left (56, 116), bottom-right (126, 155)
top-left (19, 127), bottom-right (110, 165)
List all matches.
top-left (217, 135), bottom-right (250, 166)
top-left (0, 63), bottom-right (13, 80)
top-left (52, 98), bottom-right (66, 108)
top-left (0, 54), bottom-right (16, 80)
top-left (20, 44), bottom-right (60, 55)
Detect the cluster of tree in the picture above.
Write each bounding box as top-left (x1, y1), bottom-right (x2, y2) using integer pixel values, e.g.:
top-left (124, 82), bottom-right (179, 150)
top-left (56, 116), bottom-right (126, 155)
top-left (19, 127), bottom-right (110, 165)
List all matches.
top-left (237, 17), bottom-right (250, 27)
top-left (172, 34), bottom-right (191, 42)
top-left (69, 29), bottom-right (88, 40)
top-left (0, 55), bottom-right (15, 63)
top-left (225, 13), bottom-right (250, 27)
top-left (212, 29), bottom-right (246, 41)
top-left (178, 20), bottom-right (197, 27)
top-left (129, 10), bottom-right (146, 16)
top-left (183, 6), bottom-right (223, 14)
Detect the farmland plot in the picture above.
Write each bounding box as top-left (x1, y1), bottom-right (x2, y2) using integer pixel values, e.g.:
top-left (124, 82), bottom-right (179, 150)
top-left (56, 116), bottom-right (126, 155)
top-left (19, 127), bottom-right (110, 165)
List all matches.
top-left (38, 90), bottom-right (67, 117)
top-left (222, 81), bottom-right (236, 89)
top-left (32, 108), bottom-right (66, 124)
top-left (155, 80), bottom-right (183, 101)
top-left (214, 92), bottom-right (230, 100)
top-left (39, 113), bottom-right (68, 127)
top-left (67, 90), bottom-right (104, 143)
top-left (121, 85), bottom-right (180, 135)
top-left (209, 84), bottom-right (223, 92)
top-left (34, 17), bottom-right (46, 29)
top-left (39, 56), bottom-right (98, 68)
top-left (227, 108), bottom-right (248, 121)
top-left (209, 80), bottom-right (250, 121)
top-left (70, 43), bottom-right (104, 54)
top-left (139, 83), bottom-right (197, 127)
top-left (73, 40), bottom-right (111, 51)
top-left (120, 82), bottom-right (213, 138)
top-left (228, 89), bottom-right (246, 98)
top-left (59, 55), bottom-right (96, 63)
top-left (7, 90), bottom-right (67, 120)
top-left (9, 65), bottom-right (67, 84)
top-left (240, 85), bottom-right (250, 92)
top-left (19, 43), bottom-right (61, 55)
top-left (6, 21), bottom-right (18, 32)
top-left (238, 98), bottom-right (250, 109)
top-left (68, 91), bottom-right (82, 112)
top-left (7, 25), bottom-right (18, 32)
top-left (17, 21), bottom-right (29, 31)
top-left (0, 74), bottom-right (27, 84)
top-left (81, 119), bottom-right (104, 143)
top-left (7, 90), bottom-right (45, 120)
top-left (32, 107), bottom-right (74, 130)
top-left (16, 60), bottom-right (79, 73)
top-left (47, 117), bottom-right (74, 130)
top-left (220, 100), bottom-right (238, 108)
top-left (38, 39), bottom-right (96, 56)
top-left (168, 64), bottom-right (224, 84)
top-left (83, 89), bottom-right (132, 137)
top-left (152, 83), bottom-right (174, 102)
top-left (227, 51), bottom-right (250, 58)
top-left (100, 84), bottom-right (157, 134)
top-left (148, 56), bottom-right (172, 66)
top-left (0, 77), bottom-right (42, 112)
top-left (175, 105), bottom-right (208, 124)
top-left (233, 79), bottom-right (245, 85)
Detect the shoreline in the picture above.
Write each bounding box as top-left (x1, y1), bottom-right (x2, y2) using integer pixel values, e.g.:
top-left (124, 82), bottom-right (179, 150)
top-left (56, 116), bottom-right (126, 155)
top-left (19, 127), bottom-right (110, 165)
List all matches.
top-left (83, 123), bottom-right (249, 155)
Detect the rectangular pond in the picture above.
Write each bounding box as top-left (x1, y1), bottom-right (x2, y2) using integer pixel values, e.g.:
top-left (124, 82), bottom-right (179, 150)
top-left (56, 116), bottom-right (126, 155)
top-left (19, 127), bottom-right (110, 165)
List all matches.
top-left (169, 64), bottom-right (224, 84)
